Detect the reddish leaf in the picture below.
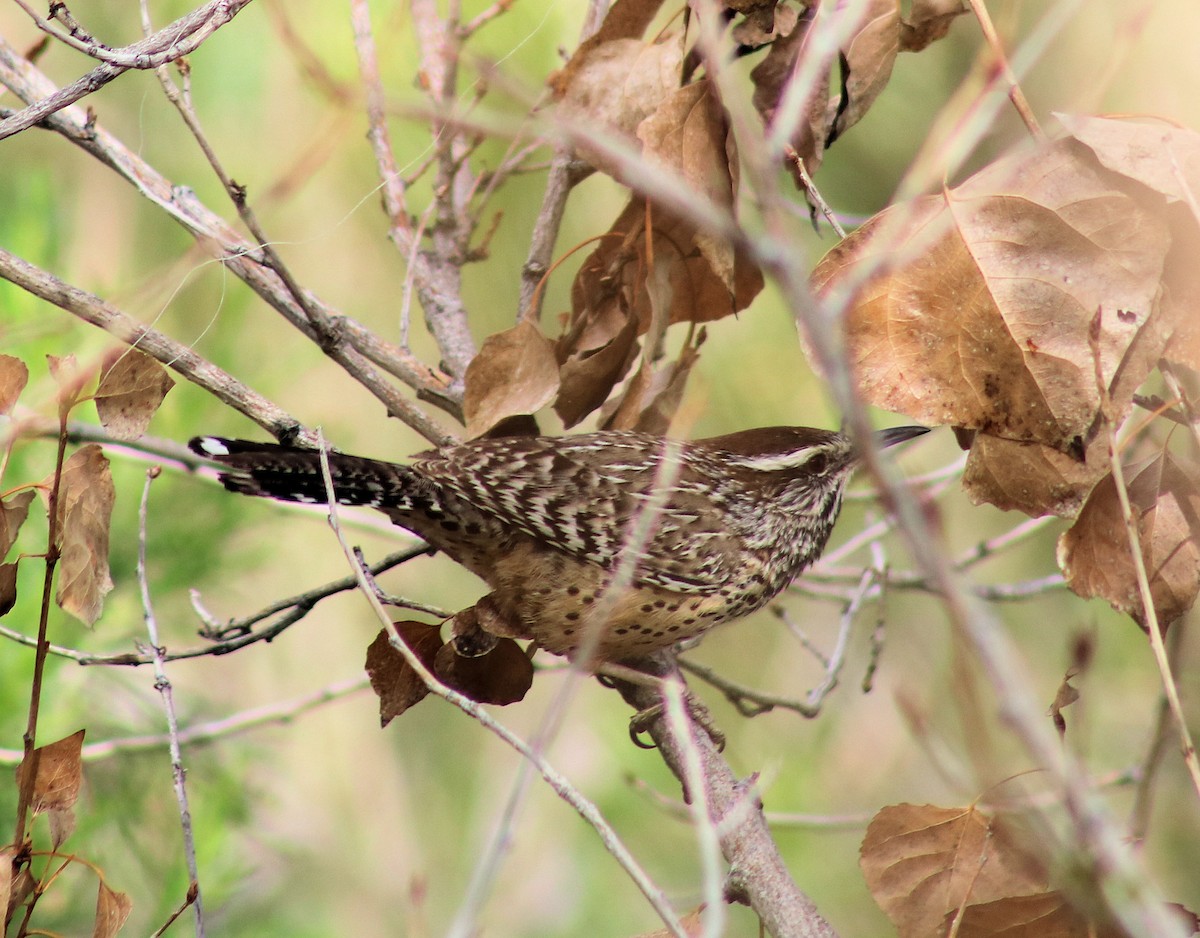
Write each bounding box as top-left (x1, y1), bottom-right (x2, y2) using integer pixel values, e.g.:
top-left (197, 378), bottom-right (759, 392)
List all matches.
top-left (434, 636), bottom-right (533, 706)
top-left (95, 347), bottom-right (175, 441)
top-left (961, 434), bottom-right (1109, 518)
top-left (554, 33), bottom-right (685, 177)
top-left (364, 623), bottom-right (443, 727)
top-left (554, 315), bottom-right (640, 428)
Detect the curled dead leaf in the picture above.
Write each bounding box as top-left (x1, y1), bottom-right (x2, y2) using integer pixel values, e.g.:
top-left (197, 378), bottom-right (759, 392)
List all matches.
top-left (0, 562), bottom-right (17, 618)
top-left (555, 34), bottom-right (685, 177)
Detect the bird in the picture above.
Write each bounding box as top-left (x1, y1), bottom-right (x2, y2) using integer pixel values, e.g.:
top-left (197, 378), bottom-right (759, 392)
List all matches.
top-left (189, 424), bottom-right (926, 663)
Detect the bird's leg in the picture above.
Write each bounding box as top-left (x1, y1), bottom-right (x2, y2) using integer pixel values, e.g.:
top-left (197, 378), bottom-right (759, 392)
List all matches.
top-left (600, 654), bottom-right (726, 752)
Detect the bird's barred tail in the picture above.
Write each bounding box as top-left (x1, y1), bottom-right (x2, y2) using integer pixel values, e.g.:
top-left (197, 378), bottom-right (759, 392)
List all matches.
top-left (189, 437), bottom-right (428, 510)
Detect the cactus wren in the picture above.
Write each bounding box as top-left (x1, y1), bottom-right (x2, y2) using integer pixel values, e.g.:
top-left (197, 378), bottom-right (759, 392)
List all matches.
top-left (190, 425), bottom-right (926, 662)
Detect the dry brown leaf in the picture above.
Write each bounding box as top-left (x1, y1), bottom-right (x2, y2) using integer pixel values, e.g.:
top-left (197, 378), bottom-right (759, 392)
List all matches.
top-left (1058, 113), bottom-right (1200, 208)
top-left (833, 0), bottom-right (901, 140)
top-left (1057, 452), bottom-right (1200, 630)
top-left (555, 34), bottom-right (685, 177)
top-left (46, 353), bottom-right (92, 414)
top-left (603, 335), bottom-right (703, 433)
top-left (1048, 672), bottom-right (1080, 739)
top-left (732, 0), bottom-right (797, 48)
top-left (364, 623), bottom-right (444, 727)
top-left (49, 445), bottom-right (115, 626)
top-left (0, 562), bottom-right (17, 618)
top-left (0, 843), bottom-right (15, 923)
top-left (637, 80), bottom-right (738, 284)
top-left (16, 729), bottom-right (85, 840)
top-left (1161, 214), bottom-right (1200, 371)
top-left (94, 348), bottom-right (175, 441)
top-left (750, 6), bottom-right (826, 172)
top-left (0, 354), bottom-right (29, 415)
top-left (1, 489), bottom-right (35, 558)
top-left (813, 139), bottom-right (1172, 457)
top-left (900, 0), bottom-right (968, 52)
top-left (572, 198), bottom-right (762, 340)
top-left (861, 803), bottom-right (1047, 938)
top-left (961, 434), bottom-right (1109, 518)
top-left (93, 880), bottom-right (133, 938)
top-left (948, 891), bottom-right (1125, 938)
top-left (555, 316), bottom-right (640, 428)
top-left (463, 321), bottom-right (560, 439)
top-left (433, 635), bottom-right (533, 706)
top-left (555, 0), bottom-right (666, 72)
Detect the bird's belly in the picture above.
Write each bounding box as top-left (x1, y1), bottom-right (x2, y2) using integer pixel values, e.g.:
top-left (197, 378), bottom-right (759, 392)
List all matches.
top-left (485, 541), bottom-right (733, 660)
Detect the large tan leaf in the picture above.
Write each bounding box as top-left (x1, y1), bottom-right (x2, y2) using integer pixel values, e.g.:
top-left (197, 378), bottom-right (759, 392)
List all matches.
top-left (94, 347), bottom-right (175, 441)
top-left (49, 445), bottom-right (115, 626)
top-left (1057, 452), bottom-right (1200, 630)
top-left (463, 321), bottom-right (560, 438)
top-left (861, 803), bottom-right (1047, 938)
top-left (813, 139), bottom-right (1171, 456)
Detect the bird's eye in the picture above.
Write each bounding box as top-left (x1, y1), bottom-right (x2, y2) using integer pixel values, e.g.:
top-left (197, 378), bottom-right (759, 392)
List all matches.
top-left (805, 453), bottom-right (829, 475)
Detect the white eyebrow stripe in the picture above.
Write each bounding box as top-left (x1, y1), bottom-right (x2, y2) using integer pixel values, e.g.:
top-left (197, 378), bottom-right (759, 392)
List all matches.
top-left (726, 450), bottom-right (821, 471)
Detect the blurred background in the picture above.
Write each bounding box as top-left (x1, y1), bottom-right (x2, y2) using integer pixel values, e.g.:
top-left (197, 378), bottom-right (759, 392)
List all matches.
top-left (2, 1), bottom-right (1199, 934)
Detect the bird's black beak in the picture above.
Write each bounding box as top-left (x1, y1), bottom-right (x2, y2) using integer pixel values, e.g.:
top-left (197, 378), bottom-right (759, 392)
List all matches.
top-left (875, 425), bottom-right (930, 449)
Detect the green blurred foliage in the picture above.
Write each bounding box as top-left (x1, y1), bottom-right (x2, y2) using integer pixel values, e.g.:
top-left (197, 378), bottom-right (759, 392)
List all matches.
top-left (2, 1), bottom-right (1199, 936)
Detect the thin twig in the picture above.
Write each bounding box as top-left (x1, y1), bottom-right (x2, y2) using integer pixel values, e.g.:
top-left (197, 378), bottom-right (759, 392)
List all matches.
top-left (663, 678), bottom-right (725, 938)
top-left (0, 677), bottom-right (370, 767)
top-left (0, 0), bottom-right (253, 139)
top-left (135, 467), bottom-right (205, 937)
top-left (965, 0), bottom-right (1044, 140)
